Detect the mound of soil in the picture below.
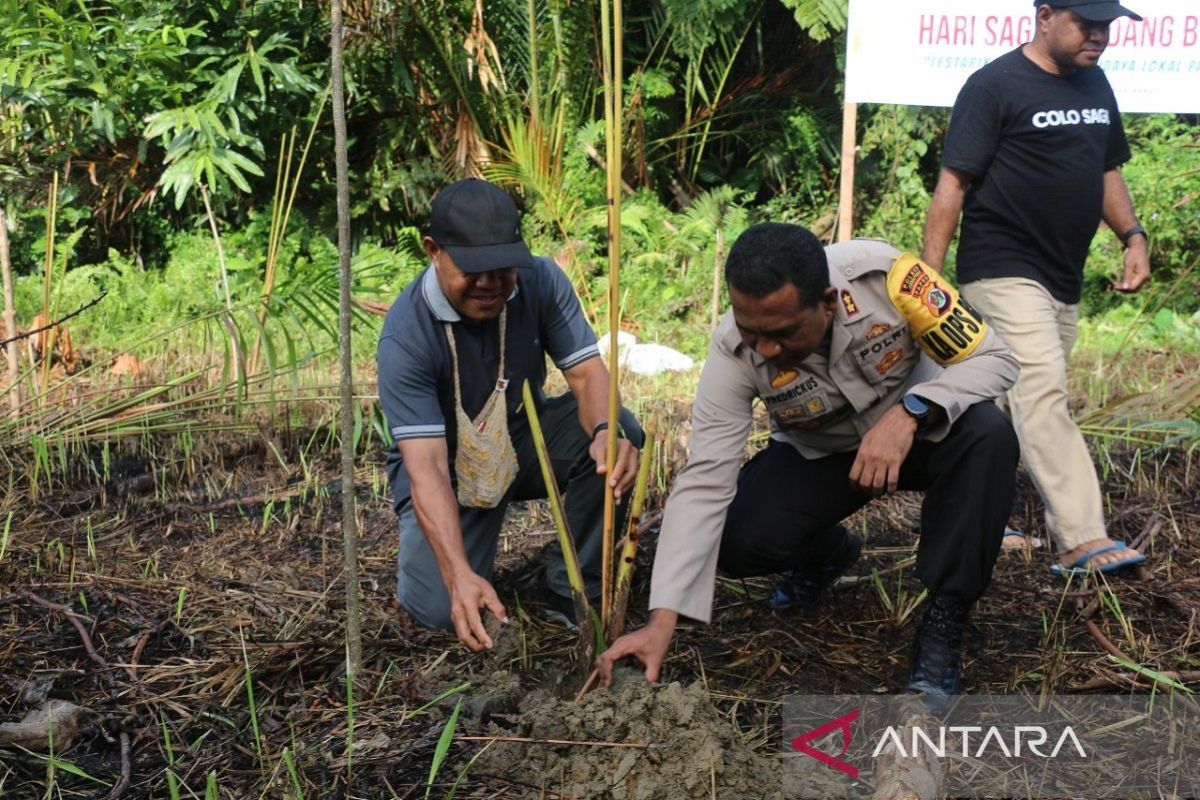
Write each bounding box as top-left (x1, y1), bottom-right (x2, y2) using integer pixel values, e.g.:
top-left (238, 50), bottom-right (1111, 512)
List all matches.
top-left (474, 675), bottom-right (793, 799)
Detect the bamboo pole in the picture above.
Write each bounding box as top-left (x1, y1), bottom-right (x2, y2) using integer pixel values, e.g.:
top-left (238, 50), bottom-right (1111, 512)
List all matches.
top-left (598, 0), bottom-right (624, 633)
top-left (330, 0), bottom-right (362, 677)
top-left (608, 419), bottom-right (653, 642)
top-left (837, 102), bottom-right (858, 243)
top-left (1, 208), bottom-right (18, 417)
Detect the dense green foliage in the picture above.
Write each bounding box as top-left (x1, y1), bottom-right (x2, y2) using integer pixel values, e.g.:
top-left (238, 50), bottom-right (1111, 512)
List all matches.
top-left (2, 0), bottom-right (1197, 362)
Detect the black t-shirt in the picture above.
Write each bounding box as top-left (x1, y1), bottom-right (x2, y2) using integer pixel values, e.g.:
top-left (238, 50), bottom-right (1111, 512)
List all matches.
top-left (943, 47), bottom-right (1130, 303)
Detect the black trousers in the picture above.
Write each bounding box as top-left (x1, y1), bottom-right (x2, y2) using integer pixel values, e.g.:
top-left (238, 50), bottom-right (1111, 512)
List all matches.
top-left (718, 402), bottom-right (1018, 603)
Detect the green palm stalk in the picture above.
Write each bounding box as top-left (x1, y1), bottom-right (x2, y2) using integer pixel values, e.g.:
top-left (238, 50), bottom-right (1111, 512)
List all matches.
top-left (522, 380), bottom-right (595, 666)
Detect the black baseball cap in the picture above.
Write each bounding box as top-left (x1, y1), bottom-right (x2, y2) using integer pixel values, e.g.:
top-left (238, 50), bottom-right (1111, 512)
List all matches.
top-left (1035, 0), bottom-right (1142, 22)
top-left (428, 178), bottom-right (535, 273)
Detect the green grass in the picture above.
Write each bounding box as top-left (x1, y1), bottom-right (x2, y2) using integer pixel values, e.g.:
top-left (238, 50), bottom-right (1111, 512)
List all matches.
top-left (425, 699), bottom-right (462, 800)
top-left (0, 511), bottom-right (12, 564)
top-left (239, 630), bottom-right (265, 763)
top-left (161, 718), bottom-right (181, 800)
top-left (282, 747), bottom-right (306, 800)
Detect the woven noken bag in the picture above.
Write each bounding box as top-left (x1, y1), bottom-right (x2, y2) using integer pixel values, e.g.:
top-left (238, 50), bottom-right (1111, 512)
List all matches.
top-left (444, 309), bottom-right (518, 508)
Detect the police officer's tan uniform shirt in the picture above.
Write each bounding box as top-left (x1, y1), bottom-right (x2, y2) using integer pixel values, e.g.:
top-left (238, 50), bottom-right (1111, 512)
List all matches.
top-left (649, 239), bottom-right (1019, 623)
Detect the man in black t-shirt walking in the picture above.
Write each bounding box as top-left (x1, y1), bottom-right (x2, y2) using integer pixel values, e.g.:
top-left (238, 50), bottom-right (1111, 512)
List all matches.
top-left (922, 0), bottom-right (1151, 577)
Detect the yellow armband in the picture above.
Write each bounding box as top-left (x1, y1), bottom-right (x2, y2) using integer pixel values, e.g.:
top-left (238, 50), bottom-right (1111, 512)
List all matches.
top-left (886, 254), bottom-right (987, 365)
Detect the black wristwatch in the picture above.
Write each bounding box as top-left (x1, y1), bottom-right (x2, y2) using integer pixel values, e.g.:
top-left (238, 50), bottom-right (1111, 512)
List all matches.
top-left (591, 421), bottom-right (625, 442)
top-left (901, 393), bottom-right (931, 432)
top-left (1120, 224), bottom-right (1147, 249)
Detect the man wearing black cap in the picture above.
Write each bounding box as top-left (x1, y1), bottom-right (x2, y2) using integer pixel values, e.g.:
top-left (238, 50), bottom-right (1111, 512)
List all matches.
top-left (922, 0), bottom-right (1151, 577)
top-left (377, 178), bottom-right (641, 650)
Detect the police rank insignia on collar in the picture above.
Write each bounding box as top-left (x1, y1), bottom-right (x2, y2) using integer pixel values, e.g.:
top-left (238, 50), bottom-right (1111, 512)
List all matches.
top-left (840, 290), bottom-right (859, 318)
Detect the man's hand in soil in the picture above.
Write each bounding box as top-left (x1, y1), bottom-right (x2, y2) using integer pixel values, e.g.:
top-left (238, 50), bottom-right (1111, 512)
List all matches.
top-left (588, 429), bottom-right (639, 501)
top-left (1114, 238), bottom-right (1150, 293)
top-left (849, 404), bottom-right (918, 497)
top-left (447, 569), bottom-right (507, 652)
top-left (595, 608), bottom-right (677, 687)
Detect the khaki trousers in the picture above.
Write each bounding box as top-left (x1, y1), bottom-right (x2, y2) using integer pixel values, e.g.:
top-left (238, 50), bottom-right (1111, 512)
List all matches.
top-left (961, 278), bottom-right (1106, 552)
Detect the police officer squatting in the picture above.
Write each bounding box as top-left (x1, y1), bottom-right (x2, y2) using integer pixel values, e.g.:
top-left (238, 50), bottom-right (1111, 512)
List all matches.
top-left (598, 224), bottom-right (1022, 699)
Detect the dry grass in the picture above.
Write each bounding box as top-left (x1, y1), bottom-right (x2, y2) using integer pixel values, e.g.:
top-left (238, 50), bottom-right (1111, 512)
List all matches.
top-left (0, 352), bottom-right (1197, 798)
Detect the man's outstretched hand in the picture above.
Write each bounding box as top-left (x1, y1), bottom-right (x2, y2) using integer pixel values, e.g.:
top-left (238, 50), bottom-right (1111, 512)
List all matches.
top-left (595, 609), bottom-right (678, 687)
top-left (447, 569), bottom-right (507, 652)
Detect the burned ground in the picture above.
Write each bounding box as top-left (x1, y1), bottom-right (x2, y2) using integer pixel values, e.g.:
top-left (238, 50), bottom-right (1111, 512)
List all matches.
top-left (1, 386), bottom-right (1198, 798)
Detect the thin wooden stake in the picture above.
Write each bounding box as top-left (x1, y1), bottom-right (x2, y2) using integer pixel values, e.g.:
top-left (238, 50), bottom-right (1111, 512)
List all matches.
top-left (1, 208), bottom-right (19, 417)
top-left (330, 0), bottom-right (362, 677)
top-left (455, 735), bottom-right (659, 750)
top-left (38, 174), bottom-right (58, 400)
top-left (710, 227), bottom-right (725, 332)
top-left (200, 185), bottom-right (245, 393)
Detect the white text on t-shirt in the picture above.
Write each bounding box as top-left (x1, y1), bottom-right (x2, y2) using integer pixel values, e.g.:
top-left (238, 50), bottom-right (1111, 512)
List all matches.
top-left (1031, 108), bottom-right (1111, 128)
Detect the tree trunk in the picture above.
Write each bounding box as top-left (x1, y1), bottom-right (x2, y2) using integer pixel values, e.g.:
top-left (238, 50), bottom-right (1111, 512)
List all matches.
top-left (330, 0), bottom-right (362, 677)
top-left (1, 209), bottom-right (19, 417)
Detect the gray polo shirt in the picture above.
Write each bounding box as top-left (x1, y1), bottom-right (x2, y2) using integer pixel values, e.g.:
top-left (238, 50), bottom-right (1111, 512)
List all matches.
top-left (377, 257), bottom-right (599, 510)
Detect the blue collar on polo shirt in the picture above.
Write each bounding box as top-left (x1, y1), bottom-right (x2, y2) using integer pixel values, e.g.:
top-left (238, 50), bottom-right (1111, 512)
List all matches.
top-left (420, 263), bottom-right (520, 323)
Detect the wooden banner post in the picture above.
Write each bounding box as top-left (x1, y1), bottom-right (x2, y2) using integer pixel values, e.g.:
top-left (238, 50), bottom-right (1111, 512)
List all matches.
top-left (837, 101), bottom-right (858, 243)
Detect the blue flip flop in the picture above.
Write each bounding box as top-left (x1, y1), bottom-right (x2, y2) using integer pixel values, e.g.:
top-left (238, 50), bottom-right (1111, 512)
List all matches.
top-left (1050, 541), bottom-right (1146, 577)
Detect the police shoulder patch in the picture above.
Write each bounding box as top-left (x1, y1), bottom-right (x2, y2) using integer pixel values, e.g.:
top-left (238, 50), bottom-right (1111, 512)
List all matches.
top-left (885, 254), bottom-right (988, 365)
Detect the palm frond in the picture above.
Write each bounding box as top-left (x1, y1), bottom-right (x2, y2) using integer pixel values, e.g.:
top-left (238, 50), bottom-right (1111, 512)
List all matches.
top-left (780, 0), bottom-right (848, 42)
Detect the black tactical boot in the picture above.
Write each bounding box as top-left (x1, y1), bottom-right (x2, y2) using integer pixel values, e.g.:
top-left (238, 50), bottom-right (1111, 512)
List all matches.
top-left (766, 529), bottom-right (862, 611)
top-left (905, 593), bottom-right (971, 699)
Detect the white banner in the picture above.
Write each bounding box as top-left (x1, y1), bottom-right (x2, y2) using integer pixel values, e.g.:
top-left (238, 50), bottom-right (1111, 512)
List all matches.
top-left (845, 1), bottom-right (1200, 113)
